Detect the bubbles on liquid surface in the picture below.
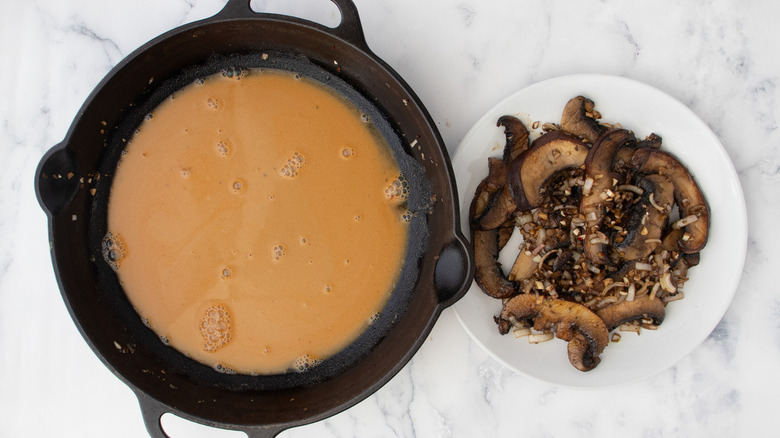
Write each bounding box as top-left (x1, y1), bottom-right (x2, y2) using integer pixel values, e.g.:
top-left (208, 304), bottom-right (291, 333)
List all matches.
top-left (180, 167), bottom-right (192, 179)
top-left (221, 267), bottom-right (232, 279)
top-left (369, 312), bottom-right (381, 324)
top-left (324, 283), bottom-right (332, 293)
top-left (200, 305), bottom-right (232, 352)
top-left (214, 363), bottom-right (237, 374)
top-left (293, 354), bottom-right (322, 373)
top-left (384, 174), bottom-right (410, 202)
top-left (160, 335), bottom-right (170, 345)
top-left (231, 179), bottom-right (245, 194)
top-left (341, 147), bottom-right (354, 158)
top-left (102, 232), bottom-right (127, 272)
top-left (221, 66), bottom-right (248, 80)
top-left (360, 113), bottom-right (369, 123)
top-left (400, 210), bottom-right (414, 223)
top-left (279, 152), bottom-right (306, 178)
top-left (272, 244), bottom-right (287, 261)
top-left (207, 97), bottom-right (222, 110)
top-left (216, 139), bottom-right (231, 157)
top-left (145, 113), bottom-right (154, 121)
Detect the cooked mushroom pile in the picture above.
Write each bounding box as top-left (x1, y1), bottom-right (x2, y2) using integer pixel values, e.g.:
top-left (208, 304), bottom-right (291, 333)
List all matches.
top-left (469, 96), bottom-right (710, 372)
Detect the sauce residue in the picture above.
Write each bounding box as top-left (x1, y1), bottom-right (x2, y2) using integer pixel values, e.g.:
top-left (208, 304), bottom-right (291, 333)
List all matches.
top-left (106, 68), bottom-right (410, 375)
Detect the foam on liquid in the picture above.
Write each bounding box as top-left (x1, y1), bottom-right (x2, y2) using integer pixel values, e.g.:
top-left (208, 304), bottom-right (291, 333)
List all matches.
top-left (106, 68), bottom-right (410, 374)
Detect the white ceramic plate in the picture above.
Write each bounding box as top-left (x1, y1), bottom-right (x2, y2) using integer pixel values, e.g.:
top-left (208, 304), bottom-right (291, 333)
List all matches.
top-left (452, 74), bottom-right (747, 388)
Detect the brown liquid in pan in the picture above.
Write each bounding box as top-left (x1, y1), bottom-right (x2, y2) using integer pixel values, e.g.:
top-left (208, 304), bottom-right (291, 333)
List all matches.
top-left (105, 69), bottom-right (410, 375)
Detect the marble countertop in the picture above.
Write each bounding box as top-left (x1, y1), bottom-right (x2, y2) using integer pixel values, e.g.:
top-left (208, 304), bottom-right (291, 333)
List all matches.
top-left (1, 0), bottom-right (777, 436)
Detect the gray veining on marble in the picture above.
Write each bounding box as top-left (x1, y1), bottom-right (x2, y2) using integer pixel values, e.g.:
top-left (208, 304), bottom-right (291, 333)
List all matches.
top-left (2, 0), bottom-right (779, 437)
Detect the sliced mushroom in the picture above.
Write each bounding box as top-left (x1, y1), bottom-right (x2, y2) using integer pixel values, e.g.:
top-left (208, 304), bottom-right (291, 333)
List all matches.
top-left (477, 185), bottom-right (516, 230)
top-left (596, 295), bottom-right (666, 331)
top-left (630, 148), bottom-right (710, 253)
top-left (498, 115), bottom-right (531, 162)
top-left (508, 250), bottom-right (538, 282)
top-left (471, 117), bottom-right (531, 230)
top-left (637, 133), bottom-right (662, 149)
top-left (613, 174), bottom-right (674, 261)
top-left (507, 130), bottom-right (589, 212)
top-left (497, 223), bottom-right (515, 251)
top-left (579, 129), bottom-right (637, 264)
top-left (567, 332), bottom-right (600, 371)
top-left (473, 229), bottom-right (518, 299)
top-left (552, 250), bottom-right (574, 272)
top-left (469, 158), bottom-right (508, 227)
top-left (560, 96), bottom-right (607, 144)
top-left (500, 295), bottom-right (609, 372)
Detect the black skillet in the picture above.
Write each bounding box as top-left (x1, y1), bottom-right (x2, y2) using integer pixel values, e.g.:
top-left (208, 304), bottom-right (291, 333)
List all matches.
top-left (35, 0), bottom-right (473, 436)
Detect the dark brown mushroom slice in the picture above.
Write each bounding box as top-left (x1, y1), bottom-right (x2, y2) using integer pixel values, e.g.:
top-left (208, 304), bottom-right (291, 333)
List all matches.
top-left (637, 133), bottom-right (662, 149)
top-left (613, 174), bottom-right (674, 261)
top-left (497, 223), bottom-right (515, 251)
top-left (560, 96), bottom-right (607, 144)
top-left (498, 115), bottom-right (531, 162)
top-left (477, 185), bottom-right (516, 230)
top-left (567, 332), bottom-right (601, 371)
top-left (596, 295), bottom-right (666, 332)
top-left (471, 117), bottom-right (531, 230)
top-left (579, 129), bottom-right (637, 264)
top-left (630, 148), bottom-right (710, 253)
top-left (682, 252), bottom-right (700, 267)
top-left (495, 315), bottom-right (512, 335)
top-left (507, 130), bottom-right (589, 212)
top-left (469, 157), bottom-right (508, 225)
top-left (500, 295), bottom-right (609, 372)
top-left (551, 250), bottom-right (574, 272)
top-left (473, 229), bottom-right (518, 299)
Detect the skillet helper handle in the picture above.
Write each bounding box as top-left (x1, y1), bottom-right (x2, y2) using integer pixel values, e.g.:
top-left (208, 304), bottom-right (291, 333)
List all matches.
top-left (434, 234), bottom-right (475, 308)
top-left (136, 392), bottom-right (285, 438)
top-left (35, 142), bottom-right (80, 217)
top-left (217, 0), bottom-right (370, 51)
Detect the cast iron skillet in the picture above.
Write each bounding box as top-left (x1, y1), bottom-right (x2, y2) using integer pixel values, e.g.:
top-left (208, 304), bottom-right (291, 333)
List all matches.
top-left (35, 0), bottom-right (473, 436)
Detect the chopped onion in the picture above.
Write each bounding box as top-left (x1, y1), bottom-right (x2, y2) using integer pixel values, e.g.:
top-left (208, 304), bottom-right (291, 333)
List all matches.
top-left (528, 332), bottom-right (554, 343)
top-left (583, 177), bottom-right (594, 196)
top-left (649, 193), bottom-right (667, 212)
top-left (672, 214), bottom-right (699, 229)
top-left (601, 281), bottom-right (627, 296)
top-left (660, 272), bottom-right (676, 293)
top-left (626, 283), bottom-right (636, 301)
top-left (616, 184), bottom-right (644, 195)
top-left (634, 262), bottom-right (652, 271)
top-left (619, 323), bottom-right (641, 333)
top-left (513, 327), bottom-right (531, 338)
top-left (649, 283), bottom-right (661, 300)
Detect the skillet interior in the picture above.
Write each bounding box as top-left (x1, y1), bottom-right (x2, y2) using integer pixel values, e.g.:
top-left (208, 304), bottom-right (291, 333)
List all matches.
top-left (89, 50), bottom-right (433, 391)
top-left (36, 1), bottom-right (473, 434)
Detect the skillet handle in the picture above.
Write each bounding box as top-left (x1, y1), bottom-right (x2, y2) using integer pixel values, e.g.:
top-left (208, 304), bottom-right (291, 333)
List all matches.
top-left (136, 392), bottom-right (285, 438)
top-left (35, 142), bottom-right (81, 217)
top-left (434, 233), bottom-right (475, 308)
top-left (216, 0), bottom-right (370, 51)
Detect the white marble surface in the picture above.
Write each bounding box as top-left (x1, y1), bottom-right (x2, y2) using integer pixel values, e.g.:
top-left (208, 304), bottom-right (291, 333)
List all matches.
top-left (1, 0), bottom-right (777, 436)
